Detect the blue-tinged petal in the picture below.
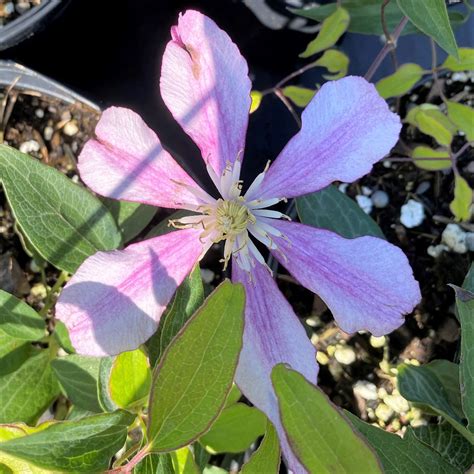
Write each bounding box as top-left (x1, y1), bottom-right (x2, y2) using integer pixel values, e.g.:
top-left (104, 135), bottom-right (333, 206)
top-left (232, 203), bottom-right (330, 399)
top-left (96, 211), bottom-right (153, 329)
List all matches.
top-left (256, 76), bottom-right (401, 200)
top-left (233, 261), bottom-right (319, 474)
top-left (268, 220), bottom-right (421, 336)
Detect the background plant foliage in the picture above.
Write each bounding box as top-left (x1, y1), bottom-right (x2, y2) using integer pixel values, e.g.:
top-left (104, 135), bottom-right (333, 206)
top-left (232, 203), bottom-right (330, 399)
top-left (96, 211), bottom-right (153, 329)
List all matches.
top-left (0, 0), bottom-right (472, 472)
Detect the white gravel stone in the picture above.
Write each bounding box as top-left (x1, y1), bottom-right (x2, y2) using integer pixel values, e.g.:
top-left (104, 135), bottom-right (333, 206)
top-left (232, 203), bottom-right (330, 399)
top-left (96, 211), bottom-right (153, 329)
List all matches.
top-left (35, 108), bottom-right (44, 119)
top-left (375, 403), bottom-right (393, 422)
top-left (200, 268), bottom-right (215, 284)
top-left (353, 380), bottom-right (378, 401)
top-left (400, 199), bottom-right (425, 228)
top-left (371, 190), bottom-right (389, 208)
top-left (4, 2), bottom-right (14, 15)
top-left (356, 195), bottom-right (373, 214)
top-left (362, 186), bottom-right (372, 196)
top-left (427, 244), bottom-right (449, 258)
top-left (19, 140), bottom-right (40, 154)
top-left (466, 233), bottom-right (474, 251)
top-left (44, 126), bottom-right (54, 141)
top-left (370, 335), bottom-right (386, 348)
top-left (383, 393), bottom-right (410, 413)
top-left (338, 183), bottom-right (349, 194)
top-left (63, 121), bottom-right (79, 136)
top-left (442, 224), bottom-right (467, 253)
top-left (452, 72), bottom-right (468, 82)
top-left (334, 344), bottom-right (356, 365)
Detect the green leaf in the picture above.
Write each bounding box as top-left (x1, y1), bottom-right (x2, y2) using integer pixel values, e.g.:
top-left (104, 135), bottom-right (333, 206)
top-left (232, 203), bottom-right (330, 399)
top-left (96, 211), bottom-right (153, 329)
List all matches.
top-left (348, 414), bottom-right (461, 474)
top-left (397, 0), bottom-right (458, 58)
top-left (0, 423), bottom-right (53, 474)
top-left (103, 199), bottom-right (156, 244)
top-left (282, 86), bottom-right (316, 108)
top-left (170, 447), bottom-right (200, 474)
top-left (451, 284), bottom-right (474, 434)
top-left (446, 101), bottom-right (474, 142)
top-left (109, 348), bottom-right (151, 410)
top-left (240, 422), bottom-right (281, 474)
top-left (406, 104), bottom-right (455, 146)
top-left (135, 452), bottom-right (174, 474)
top-left (0, 144), bottom-right (121, 273)
top-left (463, 263), bottom-right (474, 292)
top-left (300, 7), bottom-right (349, 58)
top-left (53, 320), bottom-right (75, 354)
top-left (0, 410), bottom-right (135, 472)
top-left (148, 265), bottom-right (204, 366)
top-left (147, 281), bottom-right (245, 452)
top-left (50, 354), bottom-right (102, 413)
top-left (442, 48), bottom-right (474, 71)
top-left (412, 146), bottom-right (451, 171)
top-left (397, 360), bottom-right (473, 443)
top-left (0, 290), bottom-right (45, 341)
top-left (376, 63), bottom-right (425, 99)
top-left (0, 350), bottom-right (60, 424)
top-left (0, 333), bottom-right (32, 376)
top-left (291, 0), bottom-right (465, 36)
top-left (412, 423), bottom-right (474, 471)
top-left (250, 91), bottom-right (263, 114)
top-left (296, 185), bottom-right (385, 239)
top-left (450, 175), bottom-right (473, 222)
top-left (224, 384), bottom-right (242, 408)
top-left (314, 49), bottom-right (349, 80)
top-left (271, 364), bottom-right (382, 473)
top-left (199, 403), bottom-right (266, 454)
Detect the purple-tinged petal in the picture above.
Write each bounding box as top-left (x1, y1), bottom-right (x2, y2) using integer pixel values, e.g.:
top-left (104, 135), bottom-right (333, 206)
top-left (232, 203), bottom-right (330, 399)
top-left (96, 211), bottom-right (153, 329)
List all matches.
top-left (79, 107), bottom-right (209, 210)
top-left (256, 76), bottom-right (401, 200)
top-left (56, 229), bottom-right (205, 356)
top-left (233, 261), bottom-right (318, 474)
top-left (269, 220), bottom-right (421, 335)
top-left (160, 10), bottom-right (251, 176)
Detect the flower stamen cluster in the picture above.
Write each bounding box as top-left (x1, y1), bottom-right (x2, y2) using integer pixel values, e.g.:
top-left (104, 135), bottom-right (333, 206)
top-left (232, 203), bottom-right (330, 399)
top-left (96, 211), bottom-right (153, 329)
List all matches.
top-left (170, 158), bottom-right (289, 272)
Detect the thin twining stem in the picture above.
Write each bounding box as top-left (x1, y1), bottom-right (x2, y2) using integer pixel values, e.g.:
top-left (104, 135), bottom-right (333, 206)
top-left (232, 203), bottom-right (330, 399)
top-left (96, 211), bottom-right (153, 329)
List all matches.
top-left (365, 16), bottom-right (409, 82)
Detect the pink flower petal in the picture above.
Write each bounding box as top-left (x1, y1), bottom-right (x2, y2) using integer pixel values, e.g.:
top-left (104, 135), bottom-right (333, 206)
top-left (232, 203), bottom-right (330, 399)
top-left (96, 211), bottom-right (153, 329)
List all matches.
top-left (56, 229), bottom-right (205, 356)
top-left (269, 220), bottom-right (421, 335)
top-left (79, 107), bottom-right (208, 210)
top-left (160, 10), bottom-right (251, 176)
top-left (257, 76), bottom-right (401, 200)
top-left (233, 261), bottom-right (318, 474)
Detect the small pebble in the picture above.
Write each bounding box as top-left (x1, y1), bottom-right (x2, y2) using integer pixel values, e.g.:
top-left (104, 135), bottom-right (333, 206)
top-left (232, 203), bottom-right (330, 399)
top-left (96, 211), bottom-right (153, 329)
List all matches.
top-left (29, 260), bottom-right (42, 273)
top-left (400, 199), bottom-right (425, 228)
top-left (415, 181), bottom-right (431, 195)
top-left (19, 139), bottom-right (40, 154)
top-left (370, 335), bottom-right (386, 348)
top-left (44, 126), bottom-right (54, 141)
top-left (452, 72), bottom-right (468, 82)
top-left (383, 393), bottom-right (410, 413)
top-left (15, 1), bottom-right (30, 14)
top-left (338, 183), bottom-right (348, 194)
top-left (371, 190), bottom-right (389, 209)
top-left (3, 2), bottom-right (14, 15)
top-left (334, 344), bottom-right (356, 365)
top-left (442, 223), bottom-right (467, 253)
top-left (427, 244), bottom-right (449, 258)
top-left (382, 160), bottom-right (391, 169)
top-left (362, 186), bottom-right (372, 196)
top-left (353, 380), bottom-right (378, 401)
top-left (35, 108), bottom-right (44, 119)
top-left (63, 120), bottom-right (79, 136)
top-left (316, 351), bottom-right (329, 365)
top-left (30, 283), bottom-right (48, 300)
top-left (200, 268), bottom-right (214, 284)
top-left (356, 195), bottom-right (373, 214)
top-left (375, 403), bottom-right (393, 422)
top-left (466, 233), bottom-right (474, 251)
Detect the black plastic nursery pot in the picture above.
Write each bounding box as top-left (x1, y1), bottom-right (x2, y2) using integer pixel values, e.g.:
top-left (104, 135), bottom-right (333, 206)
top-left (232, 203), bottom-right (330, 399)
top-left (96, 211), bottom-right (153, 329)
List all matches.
top-left (0, 0), bottom-right (69, 51)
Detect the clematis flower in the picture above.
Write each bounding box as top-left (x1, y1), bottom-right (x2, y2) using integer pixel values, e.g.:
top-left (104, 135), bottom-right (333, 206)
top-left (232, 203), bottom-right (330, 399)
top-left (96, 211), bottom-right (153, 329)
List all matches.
top-left (56, 10), bottom-right (421, 472)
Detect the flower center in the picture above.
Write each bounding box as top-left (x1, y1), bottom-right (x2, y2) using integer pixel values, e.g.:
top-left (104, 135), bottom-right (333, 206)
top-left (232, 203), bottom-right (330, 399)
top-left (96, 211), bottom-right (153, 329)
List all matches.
top-left (169, 159), bottom-right (288, 274)
top-left (214, 198), bottom-right (256, 239)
